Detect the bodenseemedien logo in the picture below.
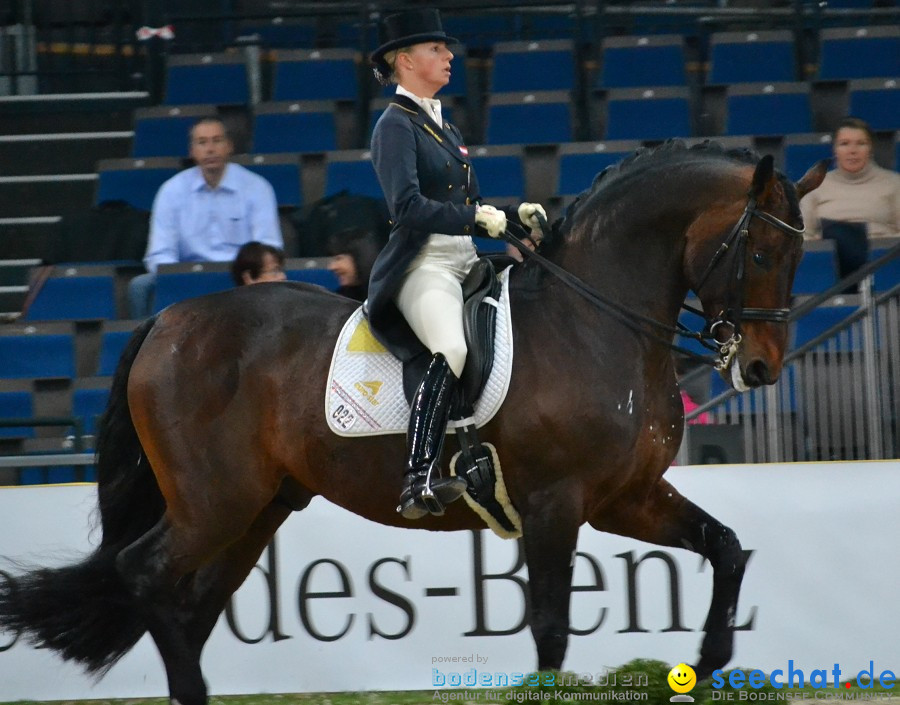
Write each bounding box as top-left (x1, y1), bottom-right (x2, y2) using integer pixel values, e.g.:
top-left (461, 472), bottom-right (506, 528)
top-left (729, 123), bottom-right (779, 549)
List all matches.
top-left (668, 663), bottom-right (698, 702)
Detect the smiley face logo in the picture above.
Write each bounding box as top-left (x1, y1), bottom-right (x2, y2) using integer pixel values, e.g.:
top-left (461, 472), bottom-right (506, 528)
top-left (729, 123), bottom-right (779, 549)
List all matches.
top-left (668, 663), bottom-right (697, 694)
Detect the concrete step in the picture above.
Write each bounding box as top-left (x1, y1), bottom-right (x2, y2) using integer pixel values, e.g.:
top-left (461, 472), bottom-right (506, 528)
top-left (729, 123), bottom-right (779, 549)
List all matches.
top-left (0, 219), bottom-right (61, 261)
top-left (0, 92), bottom-right (148, 135)
top-left (0, 176), bottom-right (96, 218)
top-left (0, 131), bottom-right (133, 176)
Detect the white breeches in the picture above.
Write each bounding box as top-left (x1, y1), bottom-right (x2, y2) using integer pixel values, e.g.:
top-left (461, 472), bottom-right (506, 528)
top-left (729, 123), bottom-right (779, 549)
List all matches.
top-left (395, 234), bottom-right (478, 378)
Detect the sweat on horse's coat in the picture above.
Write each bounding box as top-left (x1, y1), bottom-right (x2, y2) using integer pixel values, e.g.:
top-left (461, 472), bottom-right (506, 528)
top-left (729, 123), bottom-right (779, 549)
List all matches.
top-left (0, 141), bottom-right (827, 705)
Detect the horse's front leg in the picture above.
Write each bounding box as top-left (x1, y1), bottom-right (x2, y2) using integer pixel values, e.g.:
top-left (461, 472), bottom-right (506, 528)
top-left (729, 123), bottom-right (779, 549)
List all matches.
top-left (521, 481), bottom-right (584, 671)
top-left (588, 478), bottom-right (745, 680)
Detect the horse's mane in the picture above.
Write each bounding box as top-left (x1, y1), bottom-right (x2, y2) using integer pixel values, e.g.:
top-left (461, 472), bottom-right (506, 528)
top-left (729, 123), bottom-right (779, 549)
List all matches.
top-left (546, 139), bottom-right (801, 252)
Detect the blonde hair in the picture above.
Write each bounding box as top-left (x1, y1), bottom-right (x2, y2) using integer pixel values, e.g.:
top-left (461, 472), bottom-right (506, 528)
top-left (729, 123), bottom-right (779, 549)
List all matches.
top-left (383, 46), bottom-right (414, 84)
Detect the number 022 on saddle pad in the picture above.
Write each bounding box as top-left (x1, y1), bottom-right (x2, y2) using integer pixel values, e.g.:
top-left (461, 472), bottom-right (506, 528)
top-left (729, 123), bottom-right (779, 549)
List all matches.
top-left (325, 267), bottom-right (514, 436)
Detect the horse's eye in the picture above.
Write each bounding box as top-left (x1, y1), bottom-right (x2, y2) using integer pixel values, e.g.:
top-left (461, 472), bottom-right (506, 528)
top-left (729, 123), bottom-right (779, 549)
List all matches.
top-left (752, 252), bottom-right (771, 269)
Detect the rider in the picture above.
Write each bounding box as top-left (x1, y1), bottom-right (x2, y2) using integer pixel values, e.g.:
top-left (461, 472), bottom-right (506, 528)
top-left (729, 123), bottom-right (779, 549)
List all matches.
top-left (366, 8), bottom-right (546, 520)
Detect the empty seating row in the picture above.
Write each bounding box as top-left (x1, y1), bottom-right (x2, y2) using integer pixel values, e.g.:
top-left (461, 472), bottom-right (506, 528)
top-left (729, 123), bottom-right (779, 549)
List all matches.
top-left (19, 259), bottom-right (339, 324)
top-left (160, 27), bottom-right (898, 105)
top-left (132, 77), bottom-right (899, 158)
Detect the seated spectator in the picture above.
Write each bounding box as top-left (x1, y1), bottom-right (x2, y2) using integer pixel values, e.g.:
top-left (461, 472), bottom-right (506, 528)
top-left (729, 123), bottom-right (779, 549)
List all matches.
top-left (231, 242), bottom-right (287, 286)
top-left (128, 116), bottom-right (283, 317)
top-left (326, 227), bottom-right (387, 302)
top-left (800, 117), bottom-right (900, 242)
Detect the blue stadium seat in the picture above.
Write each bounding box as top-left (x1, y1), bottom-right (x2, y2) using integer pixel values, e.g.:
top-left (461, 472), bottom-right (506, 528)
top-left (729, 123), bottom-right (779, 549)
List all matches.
top-left (469, 147), bottom-right (526, 199)
top-left (0, 389), bottom-right (35, 438)
top-left (725, 83), bottom-right (811, 137)
top-left (96, 158), bottom-right (181, 211)
top-left (599, 35), bottom-right (686, 88)
top-left (153, 268), bottom-right (234, 313)
top-left (97, 322), bottom-right (140, 376)
top-left (605, 88), bottom-right (691, 140)
top-left (133, 105), bottom-right (214, 158)
top-left (165, 54), bottom-right (249, 105)
top-left (783, 134), bottom-right (833, 182)
top-left (237, 19), bottom-right (317, 49)
top-left (325, 152), bottom-right (382, 199)
top-left (708, 30), bottom-right (796, 84)
top-left (72, 385), bottom-right (111, 438)
top-left (25, 268), bottom-right (116, 321)
top-left (272, 49), bottom-right (360, 101)
top-left (792, 302), bottom-right (857, 348)
top-left (0, 323), bottom-right (76, 379)
top-left (794, 240), bottom-right (838, 295)
top-left (870, 242), bottom-right (900, 292)
top-left (556, 142), bottom-right (639, 197)
top-left (519, 12), bottom-right (577, 41)
top-left (443, 15), bottom-right (520, 51)
top-left (19, 464), bottom-right (78, 485)
top-left (818, 26), bottom-right (900, 80)
top-left (233, 154), bottom-right (303, 208)
top-left (491, 40), bottom-right (575, 92)
top-left (848, 79), bottom-right (900, 132)
top-left (253, 101), bottom-right (337, 153)
top-left (485, 91), bottom-right (573, 145)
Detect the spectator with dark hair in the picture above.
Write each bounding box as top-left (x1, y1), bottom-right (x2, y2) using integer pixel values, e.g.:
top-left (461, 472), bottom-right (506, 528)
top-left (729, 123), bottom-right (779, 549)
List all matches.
top-left (800, 117), bottom-right (900, 241)
top-left (127, 116), bottom-right (283, 317)
top-left (231, 242), bottom-right (287, 286)
top-left (326, 227), bottom-right (387, 301)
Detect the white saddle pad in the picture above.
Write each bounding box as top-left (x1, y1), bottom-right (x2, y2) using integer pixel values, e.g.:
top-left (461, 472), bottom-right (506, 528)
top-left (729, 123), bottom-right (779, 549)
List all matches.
top-left (325, 266), bottom-right (513, 436)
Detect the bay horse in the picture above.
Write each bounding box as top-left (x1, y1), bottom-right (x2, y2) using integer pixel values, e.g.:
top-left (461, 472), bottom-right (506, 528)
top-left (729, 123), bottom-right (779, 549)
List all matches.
top-left (0, 142), bottom-right (825, 704)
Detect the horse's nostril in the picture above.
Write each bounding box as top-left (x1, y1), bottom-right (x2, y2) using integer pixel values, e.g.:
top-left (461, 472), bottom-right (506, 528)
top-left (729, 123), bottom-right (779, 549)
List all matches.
top-left (745, 359), bottom-right (771, 386)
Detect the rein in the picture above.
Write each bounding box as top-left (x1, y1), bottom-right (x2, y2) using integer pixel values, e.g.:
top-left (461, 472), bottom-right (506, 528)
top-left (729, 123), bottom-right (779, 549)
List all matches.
top-left (504, 201), bottom-right (804, 370)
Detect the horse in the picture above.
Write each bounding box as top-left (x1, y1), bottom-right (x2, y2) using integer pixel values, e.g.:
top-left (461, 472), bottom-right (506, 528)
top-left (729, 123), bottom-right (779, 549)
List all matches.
top-left (0, 142), bottom-right (825, 705)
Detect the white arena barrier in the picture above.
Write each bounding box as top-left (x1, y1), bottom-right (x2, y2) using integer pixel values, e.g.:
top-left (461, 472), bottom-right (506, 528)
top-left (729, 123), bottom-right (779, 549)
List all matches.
top-left (0, 460), bottom-right (898, 700)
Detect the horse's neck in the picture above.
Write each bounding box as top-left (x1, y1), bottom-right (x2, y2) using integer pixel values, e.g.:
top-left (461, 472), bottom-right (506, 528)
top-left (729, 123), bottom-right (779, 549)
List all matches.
top-left (549, 216), bottom-right (691, 330)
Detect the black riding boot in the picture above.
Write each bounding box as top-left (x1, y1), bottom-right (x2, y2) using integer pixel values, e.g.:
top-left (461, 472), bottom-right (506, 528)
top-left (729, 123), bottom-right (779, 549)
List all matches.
top-left (398, 353), bottom-right (468, 519)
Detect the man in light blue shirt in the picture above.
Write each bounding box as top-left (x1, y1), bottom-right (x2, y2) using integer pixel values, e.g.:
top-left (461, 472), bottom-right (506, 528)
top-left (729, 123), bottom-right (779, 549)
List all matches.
top-left (127, 116), bottom-right (283, 318)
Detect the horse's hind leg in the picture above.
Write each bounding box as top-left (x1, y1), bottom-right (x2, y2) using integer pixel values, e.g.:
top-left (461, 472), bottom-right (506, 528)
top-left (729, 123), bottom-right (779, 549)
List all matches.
top-left (116, 502), bottom-right (295, 705)
top-left (521, 482), bottom-right (583, 671)
top-left (589, 479), bottom-right (745, 680)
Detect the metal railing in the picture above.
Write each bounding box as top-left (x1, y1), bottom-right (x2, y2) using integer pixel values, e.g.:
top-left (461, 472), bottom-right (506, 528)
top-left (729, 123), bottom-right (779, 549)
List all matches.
top-left (684, 242), bottom-right (900, 463)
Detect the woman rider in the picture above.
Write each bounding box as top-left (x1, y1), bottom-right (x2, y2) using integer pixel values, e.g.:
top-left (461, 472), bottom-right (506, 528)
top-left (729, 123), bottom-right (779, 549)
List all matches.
top-left (366, 8), bottom-right (546, 520)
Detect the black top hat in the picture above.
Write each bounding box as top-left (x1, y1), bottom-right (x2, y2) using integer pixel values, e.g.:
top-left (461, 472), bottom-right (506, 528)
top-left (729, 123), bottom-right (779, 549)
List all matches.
top-left (370, 8), bottom-right (458, 83)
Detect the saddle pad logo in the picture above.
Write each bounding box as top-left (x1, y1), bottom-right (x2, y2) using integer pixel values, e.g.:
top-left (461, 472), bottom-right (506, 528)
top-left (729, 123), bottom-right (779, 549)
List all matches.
top-left (325, 267), bottom-right (514, 437)
top-left (354, 380), bottom-right (383, 405)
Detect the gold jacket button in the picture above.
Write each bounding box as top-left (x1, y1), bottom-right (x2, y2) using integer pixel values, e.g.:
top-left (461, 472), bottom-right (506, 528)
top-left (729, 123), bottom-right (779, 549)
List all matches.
top-left (464, 225), bottom-right (471, 233)
top-left (448, 184), bottom-right (453, 190)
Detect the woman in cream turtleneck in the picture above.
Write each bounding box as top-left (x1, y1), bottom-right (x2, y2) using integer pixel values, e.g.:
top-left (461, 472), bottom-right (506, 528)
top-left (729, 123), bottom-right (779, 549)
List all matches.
top-left (800, 117), bottom-right (900, 239)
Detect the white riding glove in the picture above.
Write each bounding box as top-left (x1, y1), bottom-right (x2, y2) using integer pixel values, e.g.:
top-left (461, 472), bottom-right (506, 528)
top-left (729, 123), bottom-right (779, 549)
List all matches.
top-left (518, 202), bottom-right (547, 230)
top-left (475, 204), bottom-right (507, 239)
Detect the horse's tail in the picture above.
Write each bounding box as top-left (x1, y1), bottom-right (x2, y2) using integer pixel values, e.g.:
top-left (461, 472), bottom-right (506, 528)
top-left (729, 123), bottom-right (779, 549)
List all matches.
top-left (0, 315), bottom-right (162, 675)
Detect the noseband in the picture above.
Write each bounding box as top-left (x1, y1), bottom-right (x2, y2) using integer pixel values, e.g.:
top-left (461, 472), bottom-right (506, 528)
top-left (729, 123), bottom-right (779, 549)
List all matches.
top-left (684, 198), bottom-right (805, 368)
top-left (505, 196), bottom-right (804, 371)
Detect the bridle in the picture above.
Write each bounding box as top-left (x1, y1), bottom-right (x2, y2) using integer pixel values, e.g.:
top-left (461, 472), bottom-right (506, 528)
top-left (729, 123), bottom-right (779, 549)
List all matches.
top-left (680, 197), bottom-right (806, 369)
top-left (505, 196), bottom-right (805, 371)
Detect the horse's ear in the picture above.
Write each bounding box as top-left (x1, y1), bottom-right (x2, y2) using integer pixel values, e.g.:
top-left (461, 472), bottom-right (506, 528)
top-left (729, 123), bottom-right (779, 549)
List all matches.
top-left (749, 154), bottom-right (776, 202)
top-left (795, 159), bottom-right (829, 201)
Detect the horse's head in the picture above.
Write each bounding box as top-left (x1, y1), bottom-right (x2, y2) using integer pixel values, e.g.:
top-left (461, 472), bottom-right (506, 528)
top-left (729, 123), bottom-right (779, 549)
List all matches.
top-left (685, 155), bottom-right (827, 391)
